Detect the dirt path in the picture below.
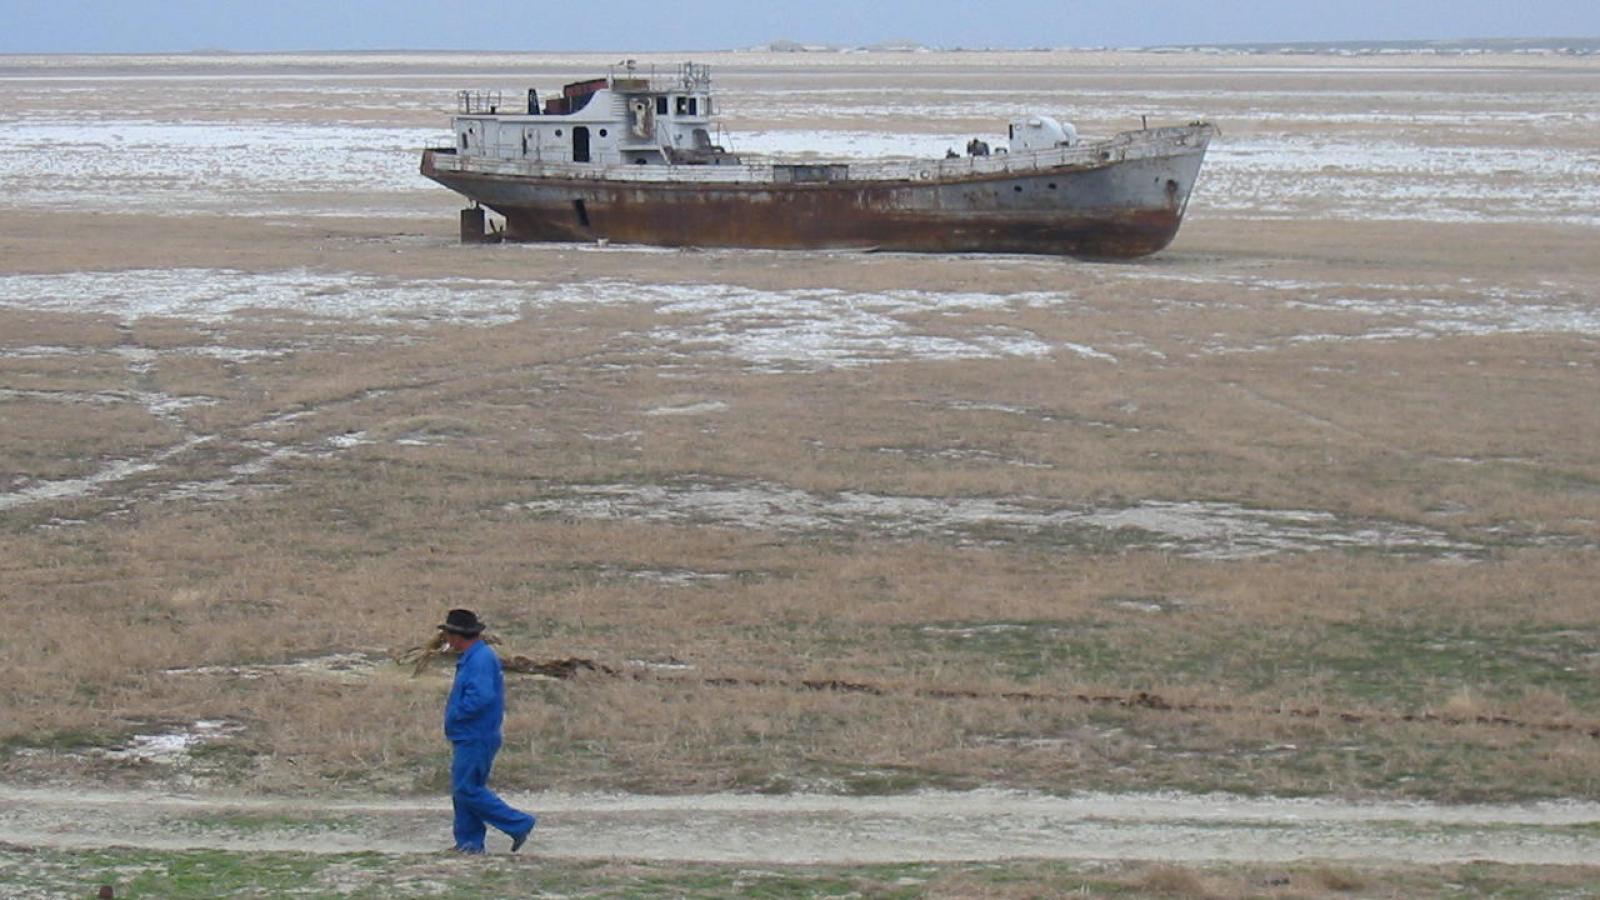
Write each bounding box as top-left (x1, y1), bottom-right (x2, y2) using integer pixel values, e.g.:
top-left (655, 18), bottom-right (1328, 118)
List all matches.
top-left (2, 785), bottom-right (1596, 866)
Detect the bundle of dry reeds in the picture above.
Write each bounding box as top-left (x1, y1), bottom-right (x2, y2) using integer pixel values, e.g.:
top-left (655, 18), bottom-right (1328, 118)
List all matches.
top-left (390, 632), bottom-right (614, 680)
top-left (390, 631), bottom-right (501, 677)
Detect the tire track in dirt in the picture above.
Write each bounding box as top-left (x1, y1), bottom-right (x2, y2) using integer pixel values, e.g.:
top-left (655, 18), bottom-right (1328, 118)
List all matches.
top-left (2, 786), bottom-right (1596, 866)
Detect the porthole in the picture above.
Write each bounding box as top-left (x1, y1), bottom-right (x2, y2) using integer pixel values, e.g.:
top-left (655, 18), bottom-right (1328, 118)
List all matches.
top-left (555, 129), bottom-right (563, 137)
top-left (1013, 185), bottom-right (1024, 193)
top-left (1047, 182), bottom-right (1058, 190)
top-left (599, 128), bottom-right (608, 137)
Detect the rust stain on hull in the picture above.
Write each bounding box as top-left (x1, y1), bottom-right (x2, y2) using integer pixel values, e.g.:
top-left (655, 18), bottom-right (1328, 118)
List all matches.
top-left (493, 198), bottom-right (1185, 258)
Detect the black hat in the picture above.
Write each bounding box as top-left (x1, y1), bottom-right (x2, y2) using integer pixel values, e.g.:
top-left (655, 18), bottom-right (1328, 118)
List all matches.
top-left (438, 608), bottom-right (486, 636)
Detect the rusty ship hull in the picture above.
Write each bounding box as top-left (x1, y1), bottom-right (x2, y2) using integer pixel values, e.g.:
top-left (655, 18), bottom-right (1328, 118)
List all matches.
top-left (422, 124), bottom-right (1213, 259)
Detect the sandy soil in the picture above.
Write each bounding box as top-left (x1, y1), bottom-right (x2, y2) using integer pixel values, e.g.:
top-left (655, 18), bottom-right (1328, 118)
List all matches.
top-left (2, 784), bottom-right (1598, 866)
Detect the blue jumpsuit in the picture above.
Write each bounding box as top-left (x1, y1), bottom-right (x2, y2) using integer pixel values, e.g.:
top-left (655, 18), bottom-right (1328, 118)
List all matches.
top-left (445, 640), bottom-right (536, 852)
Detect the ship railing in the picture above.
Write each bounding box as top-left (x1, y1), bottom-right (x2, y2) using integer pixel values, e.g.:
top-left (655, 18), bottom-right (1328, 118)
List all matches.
top-left (458, 90), bottom-right (504, 115)
top-left (603, 60), bottom-right (712, 92)
top-left (678, 62), bottom-right (712, 91)
top-left (842, 125), bottom-right (1203, 182)
top-left (435, 124), bottom-right (1208, 184)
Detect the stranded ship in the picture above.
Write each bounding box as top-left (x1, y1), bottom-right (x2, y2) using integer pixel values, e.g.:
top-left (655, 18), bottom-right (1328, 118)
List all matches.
top-left (420, 62), bottom-right (1213, 258)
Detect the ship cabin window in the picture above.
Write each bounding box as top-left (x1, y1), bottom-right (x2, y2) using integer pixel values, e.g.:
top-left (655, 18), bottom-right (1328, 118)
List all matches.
top-left (675, 96), bottom-right (697, 116)
top-left (704, 96), bottom-right (712, 116)
top-left (459, 132), bottom-right (468, 150)
top-left (656, 95), bottom-right (668, 115)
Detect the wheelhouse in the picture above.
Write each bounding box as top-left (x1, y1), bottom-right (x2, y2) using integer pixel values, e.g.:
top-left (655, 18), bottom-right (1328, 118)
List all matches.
top-left (451, 61), bottom-right (738, 167)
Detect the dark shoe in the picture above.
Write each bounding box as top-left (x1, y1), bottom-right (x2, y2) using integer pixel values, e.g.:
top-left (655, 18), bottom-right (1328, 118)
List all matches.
top-left (510, 828), bottom-right (532, 853)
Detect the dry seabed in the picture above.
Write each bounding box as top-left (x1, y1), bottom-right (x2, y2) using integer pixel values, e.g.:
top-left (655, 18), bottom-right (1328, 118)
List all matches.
top-left (509, 480), bottom-right (1486, 559)
top-left (5, 263), bottom-right (1597, 359)
top-left (3, 52), bottom-right (1599, 880)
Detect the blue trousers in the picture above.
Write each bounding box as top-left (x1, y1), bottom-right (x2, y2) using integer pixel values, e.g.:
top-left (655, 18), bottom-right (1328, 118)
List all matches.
top-left (450, 737), bottom-right (536, 851)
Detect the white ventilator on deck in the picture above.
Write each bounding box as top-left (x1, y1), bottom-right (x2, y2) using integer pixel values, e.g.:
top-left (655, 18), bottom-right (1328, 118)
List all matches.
top-left (1008, 115), bottom-right (1078, 153)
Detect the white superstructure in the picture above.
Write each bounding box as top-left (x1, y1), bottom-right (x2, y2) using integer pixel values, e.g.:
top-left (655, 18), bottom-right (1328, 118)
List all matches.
top-left (452, 61), bottom-right (737, 167)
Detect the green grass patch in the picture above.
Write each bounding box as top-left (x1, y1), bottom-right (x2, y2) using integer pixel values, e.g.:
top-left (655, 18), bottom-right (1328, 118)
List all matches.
top-left (898, 615), bottom-right (1600, 713)
top-left (4, 848), bottom-right (1597, 899)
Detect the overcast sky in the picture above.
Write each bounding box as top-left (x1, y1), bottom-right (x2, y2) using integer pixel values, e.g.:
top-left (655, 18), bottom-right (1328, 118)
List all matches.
top-left (3, 0), bottom-right (1598, 53)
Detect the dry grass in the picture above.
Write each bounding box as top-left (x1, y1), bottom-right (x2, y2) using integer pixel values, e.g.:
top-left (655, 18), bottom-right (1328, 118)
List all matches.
top-left (2, 59), bottom-right (1599, 807)
top-left (0, 398), bottom-right (181, 480)
top-left (1307, 866), bottom-right (1368, 893)
top-left (1136, 865), bottom-right (1220, 898)
top-left (4, 389), bottom-right (1599, 798)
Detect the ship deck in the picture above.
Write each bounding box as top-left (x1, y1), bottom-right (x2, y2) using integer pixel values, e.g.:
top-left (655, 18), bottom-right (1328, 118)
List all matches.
top-left (424, 124), bottom-right (1211, 187)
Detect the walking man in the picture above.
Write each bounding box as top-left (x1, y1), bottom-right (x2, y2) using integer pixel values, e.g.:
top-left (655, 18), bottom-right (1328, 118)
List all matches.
top-left (439, 608), bottom-right (536, 854)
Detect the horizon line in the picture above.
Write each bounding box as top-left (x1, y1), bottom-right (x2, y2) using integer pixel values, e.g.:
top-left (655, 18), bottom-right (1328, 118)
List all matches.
top-left (3, 34), bottom-right (1599, 57)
